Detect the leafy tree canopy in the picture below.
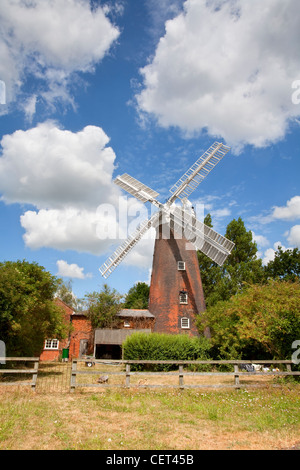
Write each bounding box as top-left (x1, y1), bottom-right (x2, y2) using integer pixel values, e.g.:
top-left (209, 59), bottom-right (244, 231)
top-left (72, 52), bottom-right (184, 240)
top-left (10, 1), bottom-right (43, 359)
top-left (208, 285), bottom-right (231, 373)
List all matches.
top-left (265, 246), bottom-right (300, 281)
top-left (203, 280), bottom-right (300, 360)
top-left (0, 260), bottom-right (68, 356)
top-left (124, 282), bottom-right (150, 309)
top-left (85, 283), bottom-right (123, 329)
top-left (56, 279), bottom-right (78, 310)
top-left (198, 215), bottom-right (264, 307)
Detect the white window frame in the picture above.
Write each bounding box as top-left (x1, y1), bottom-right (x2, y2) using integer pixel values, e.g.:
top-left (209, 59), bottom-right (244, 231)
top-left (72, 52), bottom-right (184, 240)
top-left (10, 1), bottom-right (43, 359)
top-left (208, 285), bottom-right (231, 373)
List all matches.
top-left (177, 261), bottom-right (186, 271)
top-left (124, 321), bottom-right (130, 328)
top-left (181, 317), bottom-right (190, 329)
top-left (44, 339), bottom-right (59, 350)
top-left (179, 292), bottom-right (188, 304)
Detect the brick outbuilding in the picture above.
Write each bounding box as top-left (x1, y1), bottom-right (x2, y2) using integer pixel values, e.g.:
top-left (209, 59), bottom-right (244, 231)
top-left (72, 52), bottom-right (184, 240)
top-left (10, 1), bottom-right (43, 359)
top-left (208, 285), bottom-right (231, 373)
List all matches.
top-left (94, 309), bottom-right (155, 359)
top-left (40, 303), bottom-right (154, 362)
top-left (39, 298), bottom-right (74, 361)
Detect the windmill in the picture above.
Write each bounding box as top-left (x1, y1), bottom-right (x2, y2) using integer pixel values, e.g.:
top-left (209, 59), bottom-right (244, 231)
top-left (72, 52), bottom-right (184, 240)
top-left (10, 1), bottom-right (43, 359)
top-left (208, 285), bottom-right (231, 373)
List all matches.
top-left (99, 141), bottom-right (235, 336)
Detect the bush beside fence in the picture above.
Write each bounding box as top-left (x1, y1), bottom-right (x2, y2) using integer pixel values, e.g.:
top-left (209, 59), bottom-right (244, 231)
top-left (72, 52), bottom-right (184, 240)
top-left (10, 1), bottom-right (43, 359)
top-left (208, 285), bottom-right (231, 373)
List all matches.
top-left (122, 332), bottom-right (211, 370)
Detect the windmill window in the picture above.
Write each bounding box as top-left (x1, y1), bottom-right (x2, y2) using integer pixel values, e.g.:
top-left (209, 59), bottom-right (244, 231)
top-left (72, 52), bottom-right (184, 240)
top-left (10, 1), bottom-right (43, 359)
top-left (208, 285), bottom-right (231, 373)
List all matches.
top-left (177, 261), bottom-right (185, 271)
top-left (181, 317), bottom-right (190, 329)
top-left (45, 339), bottom-right (59, 350)
top-left (179, 291), bottom-right (188, 304)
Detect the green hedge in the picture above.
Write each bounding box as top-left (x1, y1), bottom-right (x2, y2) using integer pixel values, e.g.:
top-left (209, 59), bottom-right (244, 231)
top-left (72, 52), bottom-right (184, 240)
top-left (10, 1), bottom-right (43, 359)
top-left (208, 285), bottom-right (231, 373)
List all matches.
top-left (123, 332), bottom-right (211, 371)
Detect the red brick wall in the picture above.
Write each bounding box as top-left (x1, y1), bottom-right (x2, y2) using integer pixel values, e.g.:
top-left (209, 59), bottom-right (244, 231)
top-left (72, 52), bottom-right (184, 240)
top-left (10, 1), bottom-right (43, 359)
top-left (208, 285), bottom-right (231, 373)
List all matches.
top-left (40, 348), bottom-right (61, 361)
top-left (40, 298), bottom-right (74, 362)
top-left (115, 316), bottom-right (155, 330)
top-left (149, 225), bottom-right (206, 336)
top-left (69, 315), bottom-right (94, 360)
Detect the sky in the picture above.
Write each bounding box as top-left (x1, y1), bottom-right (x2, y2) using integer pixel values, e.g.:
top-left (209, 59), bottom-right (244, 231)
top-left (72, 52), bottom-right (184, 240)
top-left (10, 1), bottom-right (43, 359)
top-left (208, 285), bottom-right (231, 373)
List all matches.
top-left (0, 0), bottom-right (300, 302)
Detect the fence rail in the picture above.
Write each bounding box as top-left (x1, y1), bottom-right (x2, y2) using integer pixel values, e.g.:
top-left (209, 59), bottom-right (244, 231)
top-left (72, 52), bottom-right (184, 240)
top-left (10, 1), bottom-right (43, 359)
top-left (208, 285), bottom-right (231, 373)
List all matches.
top-left (1, 358), bottom-right (299, 392)
top-left (70, 359), bottom-right (300, 392)
top-left (0, 357), bottom-right (39, 390)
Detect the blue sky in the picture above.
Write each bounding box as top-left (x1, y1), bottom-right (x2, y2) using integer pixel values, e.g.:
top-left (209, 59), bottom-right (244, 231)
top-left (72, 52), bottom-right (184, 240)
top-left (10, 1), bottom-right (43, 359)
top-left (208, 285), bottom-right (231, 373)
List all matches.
top-left (0, 0), bottom-right (299, 302)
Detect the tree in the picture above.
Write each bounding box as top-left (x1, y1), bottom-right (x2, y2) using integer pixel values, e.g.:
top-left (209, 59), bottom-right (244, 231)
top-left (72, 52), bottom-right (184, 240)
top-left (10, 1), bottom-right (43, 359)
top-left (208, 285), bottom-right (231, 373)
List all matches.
top-left (225, 217), bottom-right (258, 265)
top-left (56, 279), bottom-right (78, 310)
top-left (198, 216), bottom-right (265, 307)
top-left (0, 260), bottom-right (68, 356)
top-left (197, 214), bottom-right (223, 307)
top-left (85, 284), bottom-right (123, 329)
top-left (224, 217), bottom-right (265, 289)
top-left (265, 246), bottom-right (300, 281)
top-left (203, 280), bottom-right (300, 360)
top-left (124, 282), bottom-right (150, 309)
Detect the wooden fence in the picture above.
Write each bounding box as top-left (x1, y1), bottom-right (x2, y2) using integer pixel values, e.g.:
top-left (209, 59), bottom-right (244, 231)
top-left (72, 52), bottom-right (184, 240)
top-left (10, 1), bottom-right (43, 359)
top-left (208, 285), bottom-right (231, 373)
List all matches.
top-left (70, 359), bottom-right (300, 392)
top-left (0, 357), bottom-right (39, 390)
top-left (1, 358), bottom-right (299, 392)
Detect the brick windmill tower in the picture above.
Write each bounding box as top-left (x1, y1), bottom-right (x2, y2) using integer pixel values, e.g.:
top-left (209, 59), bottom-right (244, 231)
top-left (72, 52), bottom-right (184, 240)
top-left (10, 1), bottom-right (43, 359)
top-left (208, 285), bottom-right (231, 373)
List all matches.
top-left (100, 142), bottom-right (235, 336)
top-left (148, 220), bottom-right (207, 337)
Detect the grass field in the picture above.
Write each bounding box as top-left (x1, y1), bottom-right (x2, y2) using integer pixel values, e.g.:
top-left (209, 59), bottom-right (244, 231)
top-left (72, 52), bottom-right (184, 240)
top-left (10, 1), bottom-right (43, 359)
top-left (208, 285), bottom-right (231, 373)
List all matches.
top-left (0, 384), bottom-right (299, 450)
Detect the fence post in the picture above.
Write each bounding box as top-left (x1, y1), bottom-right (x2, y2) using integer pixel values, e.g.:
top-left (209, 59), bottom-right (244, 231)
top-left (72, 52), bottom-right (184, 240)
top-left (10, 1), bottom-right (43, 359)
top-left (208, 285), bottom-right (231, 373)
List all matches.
top-left (179, 365), bottom-right (184, 390)
top-left (70, 359), bottom-right (77, 393)
top-left (234, 364), bottom-right (240, 389)
top-left (31, 360), bottom-right (39, 391)
top-left (126, 364), bottom-right (131, 388)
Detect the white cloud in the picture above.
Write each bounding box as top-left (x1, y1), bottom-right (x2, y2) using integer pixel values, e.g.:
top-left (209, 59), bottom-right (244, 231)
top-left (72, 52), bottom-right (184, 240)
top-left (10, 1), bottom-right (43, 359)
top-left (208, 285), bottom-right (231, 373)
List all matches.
top-left (0, 122), bottom-right (118, 209)
top-left (287, 225), bottom-right (300, 248)
top-left (271, 196), bottom-right (300, 221)
top-left (0, 121), bottom-right (155, 259)
top-left (261, 240), bottom-right (297, 265)
top-left (211, 207), bottom-right (231, 219)
top-left (0, 0), bottom-right (120, 111)
top-left (251, 231), bottom-right (269, 248)
top-left (21, 208), bottom-right (116, 255)
top-left (251, 196), bottom-right (300, 225)
top-left (262, 241), bottom-right (284, 265)
top-left (23, 95), bottom-right (37, 122)
top-left (262, 248), bottom-right (277, 265)
top-left (56, 260), bottom-right (92, 279)
top-left (136, 0), bottom-right (300, 151)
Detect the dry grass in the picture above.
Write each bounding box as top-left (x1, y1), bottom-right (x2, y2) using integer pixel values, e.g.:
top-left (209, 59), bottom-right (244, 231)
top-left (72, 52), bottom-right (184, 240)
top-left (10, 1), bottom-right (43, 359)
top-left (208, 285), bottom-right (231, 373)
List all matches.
top-left (0, 383), bottom-right (299, 450)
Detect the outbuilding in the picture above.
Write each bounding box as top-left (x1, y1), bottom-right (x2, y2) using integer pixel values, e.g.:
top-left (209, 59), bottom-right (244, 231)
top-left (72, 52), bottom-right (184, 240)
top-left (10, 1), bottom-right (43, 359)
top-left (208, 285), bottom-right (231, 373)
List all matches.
top-left (94, 309), bottom-right (154, 359)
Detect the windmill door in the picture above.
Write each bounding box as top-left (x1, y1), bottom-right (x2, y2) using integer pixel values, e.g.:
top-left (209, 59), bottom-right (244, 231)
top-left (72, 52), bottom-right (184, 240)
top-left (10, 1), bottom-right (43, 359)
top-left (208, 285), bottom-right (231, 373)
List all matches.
top-left (79, 339), bottom-right (88, 357)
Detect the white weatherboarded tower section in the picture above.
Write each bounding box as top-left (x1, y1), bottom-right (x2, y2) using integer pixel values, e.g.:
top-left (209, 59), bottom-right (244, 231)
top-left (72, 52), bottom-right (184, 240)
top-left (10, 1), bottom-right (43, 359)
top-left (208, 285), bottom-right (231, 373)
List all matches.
top-left (99, 142), bottom-right (235, 279)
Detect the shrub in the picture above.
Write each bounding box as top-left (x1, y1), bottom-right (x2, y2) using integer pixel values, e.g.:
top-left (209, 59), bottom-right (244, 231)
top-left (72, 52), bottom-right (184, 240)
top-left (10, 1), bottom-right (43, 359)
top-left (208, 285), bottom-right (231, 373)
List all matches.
top-left (123, 332), bottom-right (211, 371)
top-left (205, 280), bottom-right (300, 360)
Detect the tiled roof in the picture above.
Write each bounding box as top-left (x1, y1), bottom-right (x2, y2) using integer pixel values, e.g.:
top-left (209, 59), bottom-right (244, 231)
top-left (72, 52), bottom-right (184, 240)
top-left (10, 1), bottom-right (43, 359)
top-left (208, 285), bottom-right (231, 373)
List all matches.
top-left (116, 309), bottom-right (154, 318)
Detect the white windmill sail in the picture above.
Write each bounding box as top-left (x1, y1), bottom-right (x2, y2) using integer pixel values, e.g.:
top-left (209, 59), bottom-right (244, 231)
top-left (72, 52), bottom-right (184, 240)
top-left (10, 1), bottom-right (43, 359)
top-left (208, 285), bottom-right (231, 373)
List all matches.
top-left (170, 206), bottom-right (235, 266)
top-left (99, 212), bottom-right (159, 279)
top-left (114, 173), bottom-right (161, 206)
top-left (99, 141), bottom-right (235, 278)
top-left (168, 142), bottom-right (231, 203)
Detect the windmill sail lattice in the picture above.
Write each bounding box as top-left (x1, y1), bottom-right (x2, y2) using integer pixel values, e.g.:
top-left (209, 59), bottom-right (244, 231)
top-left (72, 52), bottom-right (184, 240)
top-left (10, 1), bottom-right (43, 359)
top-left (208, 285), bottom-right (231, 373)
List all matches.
top-left (170, 206), bottom-right (235, 266)
top-left (99, 142), bottom-right (234, 279)
top-left (114, 173), bottom-right (160, 206)
top-left (168, 142), bottom-right (230, 202)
